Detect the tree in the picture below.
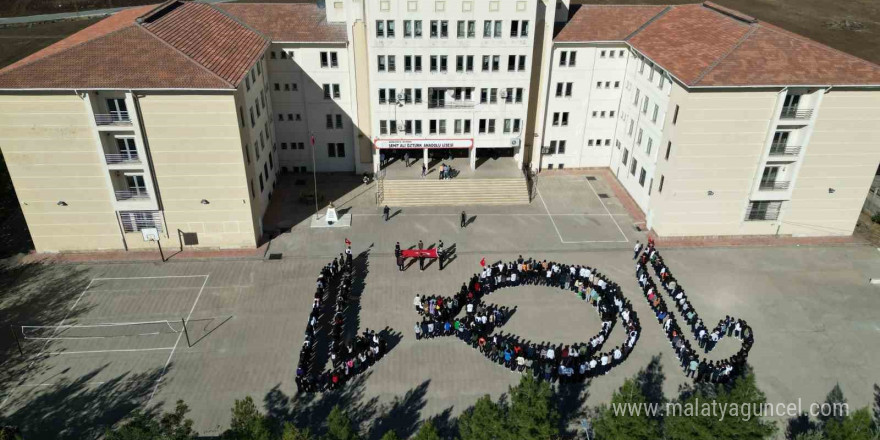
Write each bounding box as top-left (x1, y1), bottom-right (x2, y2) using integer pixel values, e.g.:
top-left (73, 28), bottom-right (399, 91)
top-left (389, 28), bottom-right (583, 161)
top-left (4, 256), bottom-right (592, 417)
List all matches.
top-left (282, 422), bottom-right (314, 440)
top-left (824, 408), bottom-right (876, 440)
top-left (592, 378), bottom-right (661, 440)
top-left (412, 420), bottom-right (441, 440)
top-left (507, 375), bottom-right (559, 440)
top-left (457, 395), bottom-right (508, 440)
top-left (325, 405), bottom-right (359, 440)
top-left (665, 373), bottom-right (777, 440)
top-left (379, 431), bottom-right (401, 440)
top-left (818, 384), bottom-right (848, 429)
top-left (224, 396), bottom-right (271, 440)
top-left (105, 400), bottom-right (196, 440)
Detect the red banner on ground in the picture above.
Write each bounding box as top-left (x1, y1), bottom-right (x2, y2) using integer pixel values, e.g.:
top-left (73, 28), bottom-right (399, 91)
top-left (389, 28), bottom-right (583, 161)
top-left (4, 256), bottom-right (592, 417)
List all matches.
top-left (401, 249), bottom-right (438, 259)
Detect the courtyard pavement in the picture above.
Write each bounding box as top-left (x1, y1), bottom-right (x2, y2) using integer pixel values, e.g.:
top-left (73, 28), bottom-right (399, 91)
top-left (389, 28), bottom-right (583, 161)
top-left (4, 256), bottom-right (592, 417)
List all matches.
top-left (1, 174), bottom-right (879, 439)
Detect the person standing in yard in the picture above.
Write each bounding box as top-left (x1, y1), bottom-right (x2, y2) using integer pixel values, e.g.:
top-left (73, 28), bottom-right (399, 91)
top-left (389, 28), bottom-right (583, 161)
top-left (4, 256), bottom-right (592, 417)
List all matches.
top-left (437, 240), bottom-right (445, 270)
top-left (461, 210), bottom-right (467, 228)
top-left (383, 205), bottom-right (390, 221)
top-left (421, 163), bottom-right (427, 178)
top-left (418, 239), bottom-right (425, 270)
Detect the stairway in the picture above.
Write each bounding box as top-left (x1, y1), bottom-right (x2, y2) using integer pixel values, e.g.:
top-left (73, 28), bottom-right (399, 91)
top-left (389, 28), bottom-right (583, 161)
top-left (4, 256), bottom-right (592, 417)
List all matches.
top-left (382, 178), bottom-right (530, 206)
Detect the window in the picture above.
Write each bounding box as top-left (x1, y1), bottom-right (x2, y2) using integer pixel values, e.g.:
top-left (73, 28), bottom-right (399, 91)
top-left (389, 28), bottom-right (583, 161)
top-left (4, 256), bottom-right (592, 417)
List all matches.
top-left (637, 129), bottom-right (643, 146)
top-left (494, 20), bottom-right (502, 38)
top-left (387, 20), bottom-right (395, 37)
top-left (440, 20), bottom-right (448, 38)
top-left (508, 55), bottom-right (516, 72)
top-left (430, 119), bottom-right (437, 134)
top-left (600, 50), bottom-right (606, 58)
top-left (510, 20), bottom-right (528, 37)
top-left (280, 51), bottom-right (287, 60)
top-left (672, 105), bottom-right (679, 125)
top-left (259, 173), bottom-right (264, 192)
top-left (511, 20), bottom-right (518, 37)
top-left (380, 120), bottom-right (387, 135)
top-left (415, 120), bottom-right (422, 135)
top-left (513, 119), bottom-right (521, 132)
top-left (326, 114), bottom-right (333, 129)
top-left (405, 20), bottom-right (413, 37)
top-left (557, 140), bottom-right (566, 154)
top-left (556, 83), bottom-right (563, 97)
top-left (483, 20), bottom-right (492, 38)
top-left (646, 138), bottom-right (653, 155)
top-left (642, 96), bottom-right (649, 114)
top-left (639, 168), bottom-right (646, 186)
top-left (320, 52), bottom-right (328, 67)
top-left (549, 140), bottom-right (556, 154)
top-left (376, 20), bottom-right (385, 37)
top-left (652, 104), bottom-right (659, 123)
top-left (378, 55), bottom-right (386, 71)
top-left (405, 55), bottom-right (413, 72)
top-left (457, 20), bottom-right (465, 38)
top-left (503, 119), bottom-right (511, 133)
top-left (610, 111), bottom-right (615, 117)
top-left (249, 107), bottom-right (255, 127)
top-left (628, 120), bottom-right (634, 136)
top-left (278, 114), bottom-right (284, 121)
top-left (270, 51), bottom-right (276, 59)
top-left (746, 201), bottom-right (782, 221)
top-left (560, 51), bottom-right (568, 67)
top-left (552, 112), bottom-right (560, 126)
top-left (328, 143), bottom-right (336, 158)
top-left (516, 88), bottom-right (523, 103)
top-left (281, 142), bottom-right (288, 149)
top-left (565, 83), bottom-right (572, 97)
top-left (467, 20), bottom-right (475, 38)
top-left (335, 114), bottom-right (343, 129)
top-left (389, 120), bottom-right (398, 134)
top-left (633, 89), bottom-right (640, 106)
top-left (614, 81), bottom-right (620, 88)
top-left (561, 112), bottom-right (569, 126)
top-left (630, 158), bottom-right (638, 176)
top-left (322, 84), bottom-right (331, 99)
top-left (245, 75), bottom-right (250, 92)
top-left (388, 55), bottom-right (396, 72)
top-left (665, 142), bottom-right (672, 160)
top-left (238, 106), bottom-right (244, 127)
top-left (492, 56), bottom-right (499, 71)
top-left (659, 175), bottom-right (664, 193)
top-left (622, 149), bottom-right (629, 165)
top-left (414, 56), bottom-right (422, 72)
top-left (518, 55), bottom-right (526, 71)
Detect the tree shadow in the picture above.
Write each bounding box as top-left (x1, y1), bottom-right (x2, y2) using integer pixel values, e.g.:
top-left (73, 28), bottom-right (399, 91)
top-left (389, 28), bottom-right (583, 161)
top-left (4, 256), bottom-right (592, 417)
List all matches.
top-left (1, 363), bottom-right (166, 440)
top-left (636, 354), bottom-right (667, 409)
top-left (368, 380), bottom-right (430, 440)
top-left (555, 379), bottom-right (591, 435)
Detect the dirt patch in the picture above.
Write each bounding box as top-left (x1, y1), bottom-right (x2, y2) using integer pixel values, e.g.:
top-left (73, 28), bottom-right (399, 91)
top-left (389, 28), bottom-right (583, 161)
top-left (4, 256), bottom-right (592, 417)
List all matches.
top-left (854, 210), bottom-right (880, 246)
top-left (0, 0), bottom-right (157, 18)
top-left (0, 18), bottom-right (101, 69)
top-left (574, 0), bottom-right (880, 65)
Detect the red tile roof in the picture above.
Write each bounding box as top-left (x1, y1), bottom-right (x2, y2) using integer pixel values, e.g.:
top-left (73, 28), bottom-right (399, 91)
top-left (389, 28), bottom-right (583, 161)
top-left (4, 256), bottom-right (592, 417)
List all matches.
top-left (0, 0), bottom-right (346, 90)
top-left (217, 3), bottom-right (347, 43)
top-left (555, 5), bottom-right (667, 43)
top-left (141, 2), bottom-right (268, 87)
top-left (555, 2), bottom-right (880, 87)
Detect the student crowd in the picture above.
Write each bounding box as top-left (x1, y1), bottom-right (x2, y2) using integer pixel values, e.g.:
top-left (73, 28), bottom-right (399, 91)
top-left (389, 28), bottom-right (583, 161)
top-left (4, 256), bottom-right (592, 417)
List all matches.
top-left (413, 256), bottom-right (642, 382)
top-left (296, 246), bottom-right (390, 393)
top-left (635, 241), bottom-right (754, 383)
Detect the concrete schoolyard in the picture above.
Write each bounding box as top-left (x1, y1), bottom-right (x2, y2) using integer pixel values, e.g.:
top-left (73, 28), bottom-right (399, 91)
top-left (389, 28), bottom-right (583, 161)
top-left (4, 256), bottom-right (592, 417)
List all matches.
top-left (1, 174), bottom-right (879, 439)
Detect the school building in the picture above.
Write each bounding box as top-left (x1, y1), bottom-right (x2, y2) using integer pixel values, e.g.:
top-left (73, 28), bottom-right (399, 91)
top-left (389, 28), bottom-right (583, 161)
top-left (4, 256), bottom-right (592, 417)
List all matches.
top-left (0, 0), bottom-right (878, 252)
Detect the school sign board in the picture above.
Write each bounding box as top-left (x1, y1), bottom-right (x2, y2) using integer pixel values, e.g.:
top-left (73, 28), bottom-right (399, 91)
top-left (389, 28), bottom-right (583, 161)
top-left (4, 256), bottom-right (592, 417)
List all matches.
top-left (375, 139), bottom-right (473, 149)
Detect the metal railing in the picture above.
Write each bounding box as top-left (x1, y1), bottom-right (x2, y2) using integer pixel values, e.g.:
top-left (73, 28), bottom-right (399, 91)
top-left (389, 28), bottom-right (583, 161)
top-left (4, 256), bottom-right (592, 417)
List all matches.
top-left (427, 100), bottom-right (476, 109)
top-left (105, 153), bottom-right (140, 164)
top-left (769, 144), bottom-right (802, 157)
top-left (779, 107), bottom-right (813, 120)
top-left (744, 203), bottom-right (781, 221)
top-left (759, 181), bottom-right (790, 191)
top-left (115, 190), bottom-right (150, 201)
top-left (95, 111), bottom-right (131, 125)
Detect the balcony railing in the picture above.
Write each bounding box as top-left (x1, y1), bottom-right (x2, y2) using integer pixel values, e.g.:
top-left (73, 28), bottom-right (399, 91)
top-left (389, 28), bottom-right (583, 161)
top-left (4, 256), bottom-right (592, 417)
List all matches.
top-left (427, 100), bottom-right (476, 109)
top-left (759, 181), bottom-right (790, 191)
top-left (779, 107), bottom-right (813, 120)
top-left (745, 204), bottom-right (781, 221)
top-left (105, 153), bottom-right (140, 164)
top-left (115, 190), bottom-right (150, 201)
top-left (95, 111), bottom-right (131, 126)
top-left (769, 144), bottom-right (802, 157)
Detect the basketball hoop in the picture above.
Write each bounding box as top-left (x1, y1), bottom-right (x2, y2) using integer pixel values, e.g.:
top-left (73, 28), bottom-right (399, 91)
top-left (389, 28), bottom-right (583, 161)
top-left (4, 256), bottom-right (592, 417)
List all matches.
top-left (141, 227), bottom-right (159, 242)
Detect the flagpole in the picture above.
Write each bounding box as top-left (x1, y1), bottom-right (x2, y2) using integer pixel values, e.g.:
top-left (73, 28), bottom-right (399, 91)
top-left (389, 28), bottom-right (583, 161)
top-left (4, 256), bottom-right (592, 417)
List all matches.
top-left (310, 132), bottom-right (319, 220)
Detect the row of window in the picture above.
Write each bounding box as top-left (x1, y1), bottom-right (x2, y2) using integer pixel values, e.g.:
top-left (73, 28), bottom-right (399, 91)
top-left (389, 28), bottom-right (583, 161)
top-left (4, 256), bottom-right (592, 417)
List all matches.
top-left (591, 110), bottom-right (616, 119)
top-left (378, 118), bottom-right (522, 135)
top-left (277, 142), bottom-right (347, 158)
top-left (269, 50), bottom-right (341, 69)
top-left (377, 87), bottom-right (524, 104)
top-left (544, 138), bottom-right (612, 155)
top-left (376, 19), bottom-right (529, 39)
top-left (244, 59), bottom-right (263, 92)
top-left (377, 54), bottom-right (527, 73)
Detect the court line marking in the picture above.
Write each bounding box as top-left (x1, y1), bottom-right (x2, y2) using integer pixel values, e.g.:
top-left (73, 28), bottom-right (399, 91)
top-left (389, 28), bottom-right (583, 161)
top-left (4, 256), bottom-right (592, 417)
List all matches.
top-left (536, 187), bottom-right (566, 244)
top-left (43, 347), bottom-right (176, 355)
top-left (27, 279), bottom-right (94, 369)
top-left (352, 213), bottom-right (632, 217)
top-left (148, 274), bottom-right (210, 405)
top-left (91, 275), bottom-right (211, 281)
top-left (585, 179), bottom-right (629, 243)
top-left (537, 186), bottom-right (631, 244)
top-left (17, 379), bottom-right (149, 387)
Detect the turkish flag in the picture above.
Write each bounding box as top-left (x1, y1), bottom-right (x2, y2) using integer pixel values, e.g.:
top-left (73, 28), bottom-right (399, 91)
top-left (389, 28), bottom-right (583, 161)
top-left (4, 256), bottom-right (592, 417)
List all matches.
top-left (345, 238), bottom-right (351, 246)
top-left (310, 134), bottom-right (316, 146)
top-left (401, 249), bottom-right (438, 259)
top-left (480, 257), bottom-right (486, 267)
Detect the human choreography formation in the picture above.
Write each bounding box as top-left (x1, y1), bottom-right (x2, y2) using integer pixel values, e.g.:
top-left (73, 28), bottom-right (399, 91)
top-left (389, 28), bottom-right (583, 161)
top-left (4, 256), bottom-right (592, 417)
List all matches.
top-left (295, 246), bottom-right (390, 393)
top-left (413, 257), bottom-right (642, 382)
top-left (635, 241), bottom-right (754, 383)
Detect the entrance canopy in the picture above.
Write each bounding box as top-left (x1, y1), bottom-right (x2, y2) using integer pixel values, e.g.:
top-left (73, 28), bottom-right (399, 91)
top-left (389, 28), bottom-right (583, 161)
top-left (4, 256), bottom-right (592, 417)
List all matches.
top-left (375, 139), bottom-right (473, 149)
